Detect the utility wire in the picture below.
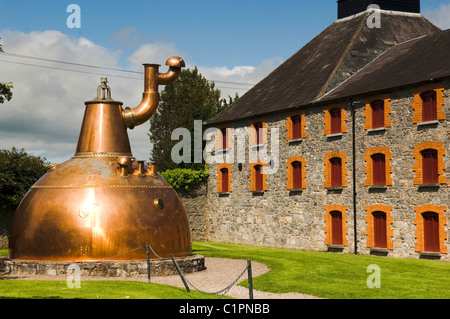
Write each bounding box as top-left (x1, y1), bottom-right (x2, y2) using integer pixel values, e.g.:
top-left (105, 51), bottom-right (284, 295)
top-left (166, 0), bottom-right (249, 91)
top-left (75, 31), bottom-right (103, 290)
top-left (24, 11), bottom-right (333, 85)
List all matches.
top-left (1, 51), bottom-right (255, 87)
top-left (0, 58), bottom-right (251, 91)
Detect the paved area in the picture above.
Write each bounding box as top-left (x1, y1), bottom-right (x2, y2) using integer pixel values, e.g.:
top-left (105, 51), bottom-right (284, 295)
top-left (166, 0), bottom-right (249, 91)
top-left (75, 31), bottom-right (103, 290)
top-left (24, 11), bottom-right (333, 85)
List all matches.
top-left (1, 257), bottom-right (320, 299)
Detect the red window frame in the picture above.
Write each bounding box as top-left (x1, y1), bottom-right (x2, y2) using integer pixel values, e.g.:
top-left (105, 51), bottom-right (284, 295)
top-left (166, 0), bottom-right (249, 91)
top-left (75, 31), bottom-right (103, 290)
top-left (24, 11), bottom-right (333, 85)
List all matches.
top-left (371, 100), bottom-right (385, 129)
top-left (423, 212), bottom-right (440, 252)
top-left (254, 165), bottom-right (263, 191)
top-left (371, 153), bottom-right (386, 186)
top-left (253, 122), bottom-right (263, 145)
top-left (330, 157), bottom-right (342, 187)
top-left (330, 108), bottom-right (342, 134)
top-left (220, 128), bottom-right (228, 150)
top-left (421, 149), bottom-right (438, 184)
top-left (220, 168), bottom-right (229, 192)
top-left (421, 91), bottom-right (437, 122)
top-left (292, 161), bottom-right (302, 189)
top-left (373, 211), bottom-right (387, 248)
top-left (291, 115), bottom-right (302, 139)
top-left (331, 211), bottom-right (343, 245)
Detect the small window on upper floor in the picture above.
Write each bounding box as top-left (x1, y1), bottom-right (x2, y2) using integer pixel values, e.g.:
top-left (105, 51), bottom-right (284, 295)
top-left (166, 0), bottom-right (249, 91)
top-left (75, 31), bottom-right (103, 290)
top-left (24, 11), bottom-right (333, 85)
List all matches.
top-left (371, 153), bottom-right (386, 186)
top-left (330, 108), bottom-right (342, 134)
top-left (371, 100), bottom-right (385, 129)
top-left (412, 87), bottom-right (445, 124)
top-left (421, 91), bottom-right (437, 122)
top-left (421, 149), bottom-right (438, 184)
top-left (330, 157), bottom-right (342, 188)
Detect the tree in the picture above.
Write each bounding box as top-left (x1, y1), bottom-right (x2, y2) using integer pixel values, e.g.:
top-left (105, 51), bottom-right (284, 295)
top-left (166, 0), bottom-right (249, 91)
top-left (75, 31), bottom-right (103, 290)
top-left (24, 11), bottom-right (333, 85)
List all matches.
top-left (0, 148), bottom-right (50, 209)
top-left (0, 38), bottom-right (13, 104)
top-left (149, 67), bottom-right (238, 171)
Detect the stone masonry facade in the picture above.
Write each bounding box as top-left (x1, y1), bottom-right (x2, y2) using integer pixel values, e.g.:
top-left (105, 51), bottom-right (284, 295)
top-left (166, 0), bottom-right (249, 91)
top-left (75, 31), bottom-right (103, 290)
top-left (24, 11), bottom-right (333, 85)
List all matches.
top-left (205, 81), bottom-right (450, 261)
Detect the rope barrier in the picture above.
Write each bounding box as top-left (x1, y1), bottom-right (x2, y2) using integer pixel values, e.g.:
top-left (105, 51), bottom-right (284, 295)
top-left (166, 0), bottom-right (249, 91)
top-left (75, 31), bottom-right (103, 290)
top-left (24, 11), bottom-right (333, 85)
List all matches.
top-left (95, 242), bottom-right (254, 299)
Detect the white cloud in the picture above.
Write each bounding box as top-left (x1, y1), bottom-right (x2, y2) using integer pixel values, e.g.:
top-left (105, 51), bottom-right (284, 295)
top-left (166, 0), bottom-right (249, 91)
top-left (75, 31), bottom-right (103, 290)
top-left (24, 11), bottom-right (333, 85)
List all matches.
top-left (423, 3), bottom-right (450, 30)
top-left (0, 30), bottom-right (279, 164)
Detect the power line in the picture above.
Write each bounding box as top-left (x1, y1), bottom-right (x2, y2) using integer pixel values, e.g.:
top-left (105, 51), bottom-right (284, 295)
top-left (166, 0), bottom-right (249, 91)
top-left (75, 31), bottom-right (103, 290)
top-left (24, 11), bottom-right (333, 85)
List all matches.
top-left (1, 51), bottom-right (255, 87)
top-left (0, 58), bottom-right (250, 91)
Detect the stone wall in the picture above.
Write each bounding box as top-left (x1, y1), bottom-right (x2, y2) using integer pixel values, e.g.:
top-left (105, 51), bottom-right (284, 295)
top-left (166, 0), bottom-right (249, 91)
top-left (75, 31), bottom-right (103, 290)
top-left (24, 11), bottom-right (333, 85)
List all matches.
top-left (206, 81), bottom-right (450, 261)
top-left (179, 180), bottom-right (208, 241)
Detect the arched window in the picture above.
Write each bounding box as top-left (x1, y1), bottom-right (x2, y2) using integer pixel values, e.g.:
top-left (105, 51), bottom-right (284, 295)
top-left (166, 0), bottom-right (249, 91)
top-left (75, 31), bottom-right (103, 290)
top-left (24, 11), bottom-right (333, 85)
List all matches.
top-left (254, 165), bottom-right (263, 191)
top-left (371, 100), bottom-right (385, 129)
top-left (372, 211), bottom-right (387, 248)
top-left (423, 212), bottom-right (440, 252)
top-left (254, 122), bottom-right (263, 145)
top-left (330, 157), bottom-right (342, 187)
top-left (330, 211), bottom-right (343, 245)
top-left (329, 108), bottom-right (342, 134)
top-left (420, 90), bottom-right (437, 122)
top-left (421, 149), bottom-right (438, 184)
top-left (371, 153), bottom-right (386, 186)
top-left (291, 115), bottom-right (302, 140)
top-left (220, 168), bottom-right (229, 193)
top-left (291, 161), bottom-right (302, 189)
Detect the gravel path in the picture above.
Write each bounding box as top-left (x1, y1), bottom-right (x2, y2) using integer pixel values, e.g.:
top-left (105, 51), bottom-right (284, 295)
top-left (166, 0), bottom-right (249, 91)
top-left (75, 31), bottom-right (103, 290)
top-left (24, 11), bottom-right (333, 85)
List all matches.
top-left (1, 257), bottom-right (320, 299)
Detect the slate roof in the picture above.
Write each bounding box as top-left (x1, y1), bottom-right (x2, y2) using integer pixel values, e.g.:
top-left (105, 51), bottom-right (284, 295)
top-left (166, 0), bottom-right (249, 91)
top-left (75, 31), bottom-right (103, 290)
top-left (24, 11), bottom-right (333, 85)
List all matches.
top-left (207, 11), bottom-right (440, 126)
top-left (319, 28), bottom-right (450, 103)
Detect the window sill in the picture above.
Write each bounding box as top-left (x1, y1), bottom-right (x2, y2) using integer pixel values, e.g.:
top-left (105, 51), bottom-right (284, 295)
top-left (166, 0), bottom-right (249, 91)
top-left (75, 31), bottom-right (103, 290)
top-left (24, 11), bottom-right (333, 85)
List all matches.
top-left (327, 245), bottom-right (345, 252)
top-left (326, 187), bottom-right (344, 193)
top-left (251, 190), bottom-right (265, 195)
top-left (218, 192), bottom-right (231, 197)
top-left (368, 185), bottom-right (388, 190)
top-left (326, 133), bottom-right (343, 139)
top-left (418, 183), bottom-right (440, 189)
top-left (216, 148), bottom-right (232, 155)
top-left (288, 188), bottom-right (304, 192)
top-left (288, 138), bottom-right (303, 144)
top-left (369, 247), bottom-right (389, 253)
top-left (419, 251), bottom-right (441, 257)
top-left (250, 143), bottom-right (266, 150)
top-left (367, 127), bottom-right (386, 133)
top-left (417, 120), bottom-right (439, 127)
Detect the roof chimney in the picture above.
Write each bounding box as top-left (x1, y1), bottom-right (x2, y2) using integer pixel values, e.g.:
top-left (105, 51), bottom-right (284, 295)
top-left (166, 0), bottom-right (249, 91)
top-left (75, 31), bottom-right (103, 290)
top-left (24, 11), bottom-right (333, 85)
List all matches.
top-left (337, 0), bottom-right (421, 19)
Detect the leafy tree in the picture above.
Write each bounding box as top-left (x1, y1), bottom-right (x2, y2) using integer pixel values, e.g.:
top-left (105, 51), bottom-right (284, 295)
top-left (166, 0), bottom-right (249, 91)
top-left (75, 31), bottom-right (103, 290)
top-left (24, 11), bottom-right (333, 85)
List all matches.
top-left (149, 67), bottom-right (238, 171)
top-left (0, 38), bottom-right (13, 104)
top-left (0, 148), bottom-right (50, 208)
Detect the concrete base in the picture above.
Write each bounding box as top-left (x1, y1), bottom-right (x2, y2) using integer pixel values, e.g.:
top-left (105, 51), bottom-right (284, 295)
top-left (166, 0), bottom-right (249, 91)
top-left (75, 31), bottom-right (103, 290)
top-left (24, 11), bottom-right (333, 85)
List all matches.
top-left (0, 255), bottom-right (206, 278)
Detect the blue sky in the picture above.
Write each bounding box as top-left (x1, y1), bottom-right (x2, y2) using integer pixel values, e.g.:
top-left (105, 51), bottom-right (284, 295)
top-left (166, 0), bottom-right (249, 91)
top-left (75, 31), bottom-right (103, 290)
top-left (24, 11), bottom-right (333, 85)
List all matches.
top-left (1, 0), bottom-right (450, 163)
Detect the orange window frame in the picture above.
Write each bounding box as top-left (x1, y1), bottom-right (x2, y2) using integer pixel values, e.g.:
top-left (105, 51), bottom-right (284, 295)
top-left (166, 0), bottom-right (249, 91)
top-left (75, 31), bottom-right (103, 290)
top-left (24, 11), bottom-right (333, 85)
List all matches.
top-left (412, 141), bottom-right (447, 185)
top-left (414, 204), bottom-right (448, 254)
top-left (364, 147), bottom-right (393, 186)
top-left (286, 155), bottom-right (307, 190)
top-left (324, 205), bottom-right (349, 246)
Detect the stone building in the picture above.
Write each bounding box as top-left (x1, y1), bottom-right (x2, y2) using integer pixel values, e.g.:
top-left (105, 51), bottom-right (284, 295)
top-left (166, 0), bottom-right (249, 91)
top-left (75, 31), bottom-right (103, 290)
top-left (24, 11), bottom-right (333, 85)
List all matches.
top-left (203, 0), bottom-right (450, 261)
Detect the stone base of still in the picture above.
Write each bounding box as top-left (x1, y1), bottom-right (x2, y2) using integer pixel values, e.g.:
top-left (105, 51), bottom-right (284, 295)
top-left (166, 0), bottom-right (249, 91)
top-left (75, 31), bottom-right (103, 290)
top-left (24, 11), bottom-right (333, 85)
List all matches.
top-left (0, 255), bottom-right (205, 278)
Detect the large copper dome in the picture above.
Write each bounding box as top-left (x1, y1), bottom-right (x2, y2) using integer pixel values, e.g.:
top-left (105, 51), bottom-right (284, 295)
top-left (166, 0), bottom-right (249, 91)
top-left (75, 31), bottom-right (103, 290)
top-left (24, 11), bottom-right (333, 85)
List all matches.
top-left (9, 58), bottom-right (191, 261)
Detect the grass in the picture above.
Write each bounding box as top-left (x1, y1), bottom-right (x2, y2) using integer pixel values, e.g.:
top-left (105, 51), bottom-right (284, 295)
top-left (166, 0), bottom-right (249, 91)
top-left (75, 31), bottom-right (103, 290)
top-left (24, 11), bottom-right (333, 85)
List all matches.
top-left (0, 280), bottom-right (222, 299)
top-left (1, 242), bottom-right (449, 299)
top-left (192, 241), bottom-right (450, 299)
top-left (0, 249), bottom-right (8, 257)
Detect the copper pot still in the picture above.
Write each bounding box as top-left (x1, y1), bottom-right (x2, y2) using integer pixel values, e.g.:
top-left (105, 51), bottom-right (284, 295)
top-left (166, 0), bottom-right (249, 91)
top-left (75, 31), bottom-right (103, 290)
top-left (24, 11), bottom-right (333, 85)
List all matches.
top-left (8, 57), bottom-right (191, 261)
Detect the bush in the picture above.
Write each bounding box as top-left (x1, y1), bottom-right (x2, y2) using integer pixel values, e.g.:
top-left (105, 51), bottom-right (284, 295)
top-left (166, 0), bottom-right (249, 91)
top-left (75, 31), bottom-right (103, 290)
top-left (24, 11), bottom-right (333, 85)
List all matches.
top-left (160, 166), bottom-right (209, 193)
top-left (0, 147), bottom-right (50, 208)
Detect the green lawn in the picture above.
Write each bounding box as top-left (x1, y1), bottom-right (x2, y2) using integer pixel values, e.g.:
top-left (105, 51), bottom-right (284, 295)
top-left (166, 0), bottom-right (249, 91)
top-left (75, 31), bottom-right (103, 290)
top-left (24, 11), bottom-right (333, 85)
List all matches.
top-left (1, 242), bottom-right (449, 299)
top-left (0, 280), bottom-right (221, 299)
top-left (192, 241), bottom-right (450, 299)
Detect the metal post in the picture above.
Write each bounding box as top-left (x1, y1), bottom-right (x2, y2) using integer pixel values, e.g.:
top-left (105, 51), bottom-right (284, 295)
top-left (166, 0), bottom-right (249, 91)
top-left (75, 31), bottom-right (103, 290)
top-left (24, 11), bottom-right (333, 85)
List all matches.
top-left (146, 242), bottom-right (151, 283)
top-left (247, 260), bottom-right (253, 299)
top-left (170, 254), bottom-right (190, 293)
